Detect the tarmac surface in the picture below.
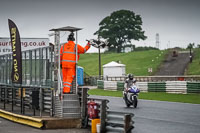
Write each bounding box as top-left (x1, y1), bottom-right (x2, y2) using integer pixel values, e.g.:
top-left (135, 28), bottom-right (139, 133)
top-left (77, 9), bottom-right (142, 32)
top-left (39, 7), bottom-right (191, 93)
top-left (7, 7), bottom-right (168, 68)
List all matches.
top-left (0, 102), bottom-right (90, 133)
top-left (91, 95), bottom-right (200, 133)
top-left (155, 51), bottom-right (190, 75)
top-left (1, 95), bottom-right (200, 133)
top-left (0, 116), bottom-right (90, 133)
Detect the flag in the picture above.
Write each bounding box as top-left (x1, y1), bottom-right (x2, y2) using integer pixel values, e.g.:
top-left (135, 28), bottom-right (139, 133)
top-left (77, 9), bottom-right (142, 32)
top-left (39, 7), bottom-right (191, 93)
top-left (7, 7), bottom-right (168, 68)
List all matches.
top-left (8, 19), bottom-right (22, 84)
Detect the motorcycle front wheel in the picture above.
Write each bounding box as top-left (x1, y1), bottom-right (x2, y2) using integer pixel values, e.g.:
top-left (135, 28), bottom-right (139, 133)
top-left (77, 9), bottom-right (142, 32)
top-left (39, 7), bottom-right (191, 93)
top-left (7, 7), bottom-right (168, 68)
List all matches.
top-left (133, 96), bottom-right (138, 108)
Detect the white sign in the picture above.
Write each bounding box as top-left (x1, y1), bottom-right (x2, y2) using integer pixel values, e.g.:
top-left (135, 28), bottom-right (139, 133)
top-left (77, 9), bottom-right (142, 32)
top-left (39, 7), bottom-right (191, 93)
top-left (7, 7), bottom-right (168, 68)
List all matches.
top-left (148, 68), bottom-right (153, 73)
top-left (0, 38), bottom-right (49, 55)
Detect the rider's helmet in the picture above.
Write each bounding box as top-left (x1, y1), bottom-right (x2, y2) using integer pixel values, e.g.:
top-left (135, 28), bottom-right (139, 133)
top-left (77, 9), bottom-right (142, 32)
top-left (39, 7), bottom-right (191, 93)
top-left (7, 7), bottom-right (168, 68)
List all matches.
top-left (128, 74), bottom-right (134, 80)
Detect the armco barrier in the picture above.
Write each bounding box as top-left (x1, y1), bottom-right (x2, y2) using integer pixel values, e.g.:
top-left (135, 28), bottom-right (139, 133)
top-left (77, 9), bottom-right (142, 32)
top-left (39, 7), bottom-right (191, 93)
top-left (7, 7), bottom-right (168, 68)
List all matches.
top-left (87, 98), bottom-right (134, 133)
top-left (106, 111), bottom-right (134, 133)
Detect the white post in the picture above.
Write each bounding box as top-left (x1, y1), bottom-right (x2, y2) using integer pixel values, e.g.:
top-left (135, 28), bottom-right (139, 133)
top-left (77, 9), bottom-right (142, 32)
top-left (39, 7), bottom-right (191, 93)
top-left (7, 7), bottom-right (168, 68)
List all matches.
top-left (75, 31), bottom-right (78, 94)
top-left (54, 31), bottom-right (61, 95)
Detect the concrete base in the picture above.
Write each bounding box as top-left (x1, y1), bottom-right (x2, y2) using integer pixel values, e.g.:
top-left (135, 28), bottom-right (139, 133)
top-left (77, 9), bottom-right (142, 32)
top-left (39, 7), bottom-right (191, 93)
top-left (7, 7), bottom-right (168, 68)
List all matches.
top-left (0, 109), bottom-right (82, 129)
top-left (42, 117), bottom-right (82, 129)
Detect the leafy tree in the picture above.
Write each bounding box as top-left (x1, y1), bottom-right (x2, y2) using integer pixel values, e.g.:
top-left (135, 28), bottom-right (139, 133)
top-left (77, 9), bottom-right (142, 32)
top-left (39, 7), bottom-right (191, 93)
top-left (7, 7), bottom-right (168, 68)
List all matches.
top-left (94, 9), bottom-right (147, 53)
top-left (187, 43), bottom-right (195, 49)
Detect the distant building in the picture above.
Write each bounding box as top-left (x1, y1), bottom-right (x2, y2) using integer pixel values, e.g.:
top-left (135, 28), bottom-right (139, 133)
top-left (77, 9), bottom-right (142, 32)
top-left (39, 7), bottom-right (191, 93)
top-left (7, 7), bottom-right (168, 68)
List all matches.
top-left (122, 44), bottom-right (135, 53)
top-left (103, 61), bottom-right (126, 79)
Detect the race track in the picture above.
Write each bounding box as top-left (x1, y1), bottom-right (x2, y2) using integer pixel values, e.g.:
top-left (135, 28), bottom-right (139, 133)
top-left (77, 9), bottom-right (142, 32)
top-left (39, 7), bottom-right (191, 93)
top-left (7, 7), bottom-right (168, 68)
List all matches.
top-left (0, 95), bottom-right (200, 133)
top-left (90, 95), bottom-right (200, 133)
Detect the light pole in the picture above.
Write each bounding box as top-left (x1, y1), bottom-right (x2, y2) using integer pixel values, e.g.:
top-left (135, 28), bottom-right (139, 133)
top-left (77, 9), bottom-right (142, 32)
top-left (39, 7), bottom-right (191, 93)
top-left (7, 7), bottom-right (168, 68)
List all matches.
top-left (91, 38), bottom-right (107, 80)
top-left (98, 45), bottom-right (101, 80)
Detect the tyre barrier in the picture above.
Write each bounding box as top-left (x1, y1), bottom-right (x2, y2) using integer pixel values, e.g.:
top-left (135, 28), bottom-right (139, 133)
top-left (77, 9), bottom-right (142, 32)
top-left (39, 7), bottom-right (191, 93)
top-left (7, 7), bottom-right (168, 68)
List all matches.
top-left (97, 80), bottom-right (200, 94)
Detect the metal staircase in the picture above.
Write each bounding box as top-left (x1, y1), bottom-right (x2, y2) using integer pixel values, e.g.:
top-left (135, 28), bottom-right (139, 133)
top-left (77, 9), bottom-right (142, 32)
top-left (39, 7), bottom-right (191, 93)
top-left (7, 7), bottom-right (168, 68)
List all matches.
top-left (54, 79), bottom-right (81, 119)
top-left (54, 94), bottom-right (81, 118)
top-left (62, 94), bottom-right (81, 118)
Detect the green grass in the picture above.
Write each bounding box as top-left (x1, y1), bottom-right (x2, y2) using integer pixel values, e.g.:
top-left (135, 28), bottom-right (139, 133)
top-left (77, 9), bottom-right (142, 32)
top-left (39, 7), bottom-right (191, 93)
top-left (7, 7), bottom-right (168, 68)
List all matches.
top-left (88, 89), bottom-right (200, 104)
top-left (78, 50), bottom-right (167, 76)
top-left (187, 48), bottom-right (200, 75)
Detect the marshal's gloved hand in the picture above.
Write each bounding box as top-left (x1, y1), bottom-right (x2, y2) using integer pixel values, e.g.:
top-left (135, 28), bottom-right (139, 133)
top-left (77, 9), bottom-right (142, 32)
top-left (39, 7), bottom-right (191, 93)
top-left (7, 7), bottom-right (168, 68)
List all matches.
top-left (86, 39), bottom-right (96, 47)
top-left (86, 39), bottom-right (108, 48)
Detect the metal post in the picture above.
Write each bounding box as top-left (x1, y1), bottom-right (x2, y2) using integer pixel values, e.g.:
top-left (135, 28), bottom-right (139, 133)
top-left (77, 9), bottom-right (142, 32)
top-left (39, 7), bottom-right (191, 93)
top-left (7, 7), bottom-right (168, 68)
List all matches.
top-left (4, 87), bottom-right (6, 109)
top-left (41, 48), bottom-right (44, 85)
top-left (21, 87), bottom-right (23, 114)
top-left (75, 31), bottom-right (78, 94)
top-left (100, 100), bottom-right (107, 133)
top-left (54, 31), bottom-right (60, 92)
top-left (124, 114), bottom-right (133, 132)
top-left (23, 88), bottom-right (25, 114)
top-left (51, 89), bottom-right (54, 117)
top-left (3, 56), bottom-right (5, 83)
top-left (98, 47), bottom-right (101, 80)
top-left (0, 85), bottom-right (2, 102)
top-left (12, 87), bottom-right (14, 112)
top-left (39, 87), bottom-right (43, 117)
top-left (5, 55), bottom-right (8, 85)
top-left (46, 47), bottom-right (48, 86)
top-left (39, 48), bottom-right (41, 85)
top-left (35, 49), bottom-right (37, 85)
top-left (29, 50), bottom-right (32, 85)
top-left (81, 88), bottom-right (88, 119)
top-left (50, 46), bottom-right (53, 87)
top-left (25, 52), bottom-right (27, 85)
top-left (0, 57), bottom-right (1, 83)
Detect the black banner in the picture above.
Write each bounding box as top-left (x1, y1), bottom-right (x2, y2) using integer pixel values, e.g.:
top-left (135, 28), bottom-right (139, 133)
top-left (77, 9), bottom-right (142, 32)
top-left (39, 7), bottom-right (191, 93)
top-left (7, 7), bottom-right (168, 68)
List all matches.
top-left (8, 19), bottom-right (22, 84)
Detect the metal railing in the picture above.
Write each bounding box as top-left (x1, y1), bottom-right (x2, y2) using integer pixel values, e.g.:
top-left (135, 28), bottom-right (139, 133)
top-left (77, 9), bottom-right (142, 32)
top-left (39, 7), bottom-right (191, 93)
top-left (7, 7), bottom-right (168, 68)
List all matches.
top-left (87, 97), bottom-right (134, 133)
top-left (0, 46), bottom-right (54, 116)
top-left (0, 85), bottom-right (54, 116)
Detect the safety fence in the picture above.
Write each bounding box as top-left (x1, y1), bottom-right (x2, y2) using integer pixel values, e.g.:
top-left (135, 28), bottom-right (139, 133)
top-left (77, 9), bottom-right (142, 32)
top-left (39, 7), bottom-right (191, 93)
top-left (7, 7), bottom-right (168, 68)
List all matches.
top-left (0, 46), bottom-right (54, 87)
top-left (0, 46), bottom-right (54, 116)
top-left (97, 80), bottom-right (200, 94)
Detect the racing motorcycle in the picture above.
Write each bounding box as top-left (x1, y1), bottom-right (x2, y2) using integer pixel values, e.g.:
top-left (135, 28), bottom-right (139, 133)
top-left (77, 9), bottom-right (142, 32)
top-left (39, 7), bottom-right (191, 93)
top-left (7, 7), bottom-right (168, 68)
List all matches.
top-left (123, 84), bottom-right (140, 108)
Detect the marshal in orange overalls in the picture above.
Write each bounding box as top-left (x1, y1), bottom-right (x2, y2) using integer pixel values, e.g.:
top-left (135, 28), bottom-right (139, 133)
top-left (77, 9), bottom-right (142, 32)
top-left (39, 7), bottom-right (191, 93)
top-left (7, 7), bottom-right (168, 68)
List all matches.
top-left (60, 40), bottom-right (90, 93)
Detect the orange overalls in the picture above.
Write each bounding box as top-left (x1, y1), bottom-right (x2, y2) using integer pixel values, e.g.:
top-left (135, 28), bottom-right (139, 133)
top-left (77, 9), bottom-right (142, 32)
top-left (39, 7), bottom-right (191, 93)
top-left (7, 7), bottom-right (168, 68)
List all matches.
top-left (60, 41), bottom-right (90, 93)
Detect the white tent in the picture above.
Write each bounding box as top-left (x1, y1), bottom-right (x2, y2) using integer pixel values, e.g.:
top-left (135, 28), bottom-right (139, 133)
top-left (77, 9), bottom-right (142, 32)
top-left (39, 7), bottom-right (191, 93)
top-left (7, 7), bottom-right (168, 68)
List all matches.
top-left (103, 61), bottom-right (126, 79)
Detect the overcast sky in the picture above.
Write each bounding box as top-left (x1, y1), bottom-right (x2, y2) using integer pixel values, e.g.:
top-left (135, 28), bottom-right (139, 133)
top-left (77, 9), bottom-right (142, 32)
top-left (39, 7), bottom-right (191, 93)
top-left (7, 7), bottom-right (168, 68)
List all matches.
top-left (0, 0), bottom-right (199, 52)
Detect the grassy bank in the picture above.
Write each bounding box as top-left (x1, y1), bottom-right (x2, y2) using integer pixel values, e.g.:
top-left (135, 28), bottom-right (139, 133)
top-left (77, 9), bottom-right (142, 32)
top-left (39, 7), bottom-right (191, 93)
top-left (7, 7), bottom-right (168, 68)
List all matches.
top-left (78, 50), bottom-right (167, 76)
top-left (88, 89), bottom-right (200, 104)
top-left (187, 48), bottom-right (200, 75)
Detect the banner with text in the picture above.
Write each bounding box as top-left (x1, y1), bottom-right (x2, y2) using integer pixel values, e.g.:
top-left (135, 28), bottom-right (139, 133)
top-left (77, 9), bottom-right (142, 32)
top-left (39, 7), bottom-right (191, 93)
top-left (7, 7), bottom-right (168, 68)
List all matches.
top-left (8, 19), bottom-right (22, 84)
top-left (0, 38), bottom-right (49, 55)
